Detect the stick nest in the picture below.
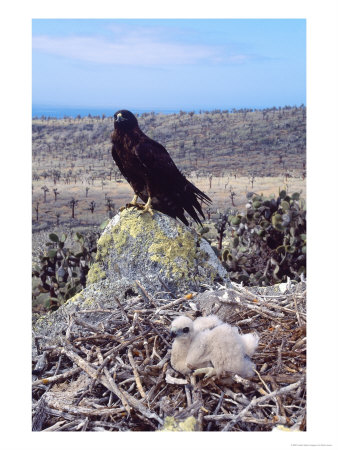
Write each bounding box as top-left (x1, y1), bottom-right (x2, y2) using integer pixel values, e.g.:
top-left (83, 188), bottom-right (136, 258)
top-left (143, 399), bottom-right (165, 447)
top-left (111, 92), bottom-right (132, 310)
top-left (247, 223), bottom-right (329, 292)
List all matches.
top-left (32, 280), bottom-right (306, 432)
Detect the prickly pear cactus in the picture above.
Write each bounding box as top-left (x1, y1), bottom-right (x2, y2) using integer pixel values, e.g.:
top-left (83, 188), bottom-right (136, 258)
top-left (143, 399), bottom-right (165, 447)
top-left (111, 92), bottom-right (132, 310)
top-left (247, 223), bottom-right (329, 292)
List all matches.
top-left (215, 191), bottom-right (306, 286)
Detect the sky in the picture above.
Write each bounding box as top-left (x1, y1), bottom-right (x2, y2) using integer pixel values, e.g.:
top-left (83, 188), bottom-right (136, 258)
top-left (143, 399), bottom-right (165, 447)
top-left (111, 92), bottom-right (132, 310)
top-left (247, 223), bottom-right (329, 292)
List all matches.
top-left (32, 19), bottom-right (306, 112)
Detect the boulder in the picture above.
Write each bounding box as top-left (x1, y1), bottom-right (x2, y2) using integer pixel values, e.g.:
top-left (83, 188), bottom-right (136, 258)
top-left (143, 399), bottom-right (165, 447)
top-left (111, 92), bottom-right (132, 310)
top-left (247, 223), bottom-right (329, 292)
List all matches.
top-left (33, 208), bottom-right (229, 353)
top-left (87, 208), bottom-right (228, 296)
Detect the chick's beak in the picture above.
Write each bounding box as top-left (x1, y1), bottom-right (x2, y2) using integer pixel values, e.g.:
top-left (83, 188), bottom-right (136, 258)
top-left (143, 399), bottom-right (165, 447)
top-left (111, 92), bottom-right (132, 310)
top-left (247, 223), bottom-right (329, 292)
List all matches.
top-left (170, 330), bottom-right (177, 338)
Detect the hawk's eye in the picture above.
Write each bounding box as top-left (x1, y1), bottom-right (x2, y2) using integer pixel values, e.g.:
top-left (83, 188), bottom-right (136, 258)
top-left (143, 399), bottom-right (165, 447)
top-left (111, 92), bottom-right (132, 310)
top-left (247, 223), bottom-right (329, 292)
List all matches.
top-left (183, 327), bottom-right (190, 333)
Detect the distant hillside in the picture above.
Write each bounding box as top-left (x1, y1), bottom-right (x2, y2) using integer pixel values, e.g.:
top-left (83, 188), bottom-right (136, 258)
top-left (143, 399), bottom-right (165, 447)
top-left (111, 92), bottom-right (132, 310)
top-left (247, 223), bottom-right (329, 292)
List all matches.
top-left (32, 106), bottom-right (306, 182)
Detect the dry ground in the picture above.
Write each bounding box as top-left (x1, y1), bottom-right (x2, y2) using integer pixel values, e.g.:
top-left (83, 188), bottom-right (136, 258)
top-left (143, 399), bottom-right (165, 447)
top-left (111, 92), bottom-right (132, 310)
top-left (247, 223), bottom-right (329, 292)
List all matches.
top-left (32, 174), bottom-right (306, 229)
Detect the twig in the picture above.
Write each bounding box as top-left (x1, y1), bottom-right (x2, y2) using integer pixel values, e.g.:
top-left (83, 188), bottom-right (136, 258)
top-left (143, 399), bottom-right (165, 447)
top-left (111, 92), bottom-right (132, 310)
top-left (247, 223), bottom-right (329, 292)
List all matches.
top-left (222, 376), bottom-right (305, 431)
top-left (73, 316), bottom-right (104, 333)
top-left (135, 280), bottom-right (157, 307)
top-left (32, 367), bottom-right (81, 387)
top-left (165, 373), bottom-right (188, 385)
top-left (293, 294), bottom-right (303, 326)
top-left (114, 296), bottom-right (131, 323)
top-left (154, 296), bottom-right (188, 314)
top-left (127, 347), bottom-right (146, 399)
top-left (96, 347), bottom-right (131, 414)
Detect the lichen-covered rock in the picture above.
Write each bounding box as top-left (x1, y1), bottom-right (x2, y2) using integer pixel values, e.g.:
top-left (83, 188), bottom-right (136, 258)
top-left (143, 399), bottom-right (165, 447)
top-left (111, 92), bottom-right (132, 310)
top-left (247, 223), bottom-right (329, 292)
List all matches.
top-left (33, 208), bottom-right (228, 355)
top-left (87, 208), bottom-right (228, 297)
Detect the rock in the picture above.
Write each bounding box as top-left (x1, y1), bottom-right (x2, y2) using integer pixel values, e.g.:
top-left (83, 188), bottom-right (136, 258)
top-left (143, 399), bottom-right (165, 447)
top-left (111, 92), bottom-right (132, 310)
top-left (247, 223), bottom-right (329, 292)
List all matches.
top-left (33, 208), bottom-right (229, 354)
top-left (87, 208), bottom-right (228, 296)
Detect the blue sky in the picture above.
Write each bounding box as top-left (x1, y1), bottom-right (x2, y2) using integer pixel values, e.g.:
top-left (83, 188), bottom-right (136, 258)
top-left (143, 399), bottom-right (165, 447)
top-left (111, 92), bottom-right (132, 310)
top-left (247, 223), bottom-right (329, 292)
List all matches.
top-left (32, 18), bottom-right (306, 111)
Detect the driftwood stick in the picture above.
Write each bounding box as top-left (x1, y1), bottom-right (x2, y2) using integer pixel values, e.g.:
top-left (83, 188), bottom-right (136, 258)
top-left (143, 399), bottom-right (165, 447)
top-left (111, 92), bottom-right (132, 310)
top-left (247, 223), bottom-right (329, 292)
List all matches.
top-left (154, 296), bottom-right (188, 314)
top-left (42, 420), bottom-right (67, 431)
top-left (144, 320), bottom-right (170, 347)
top-left (119, 387), bottom-right (163, 425)
top-left (205, 413), bottom-right (288, 426)
top-left (127, 347), bottom-right (146, 398)
top-left (135, 280), bottom-right (157, 306)
top-left (61, 345), bottom-right (114, 393)
top-left (32, 395), bottom-right (47, 431)
top-left (222, 376), bottom-right (305, 431)
top-left (269, 376), bottom-right (287, 418)
top-left (32, 367), bottom-right (81, 387)
top-left (73, 333), bottom-right (123, 344)
top-left (65, 314), bottom-right (75, 342)
top-left (73, 316), bottom-right (104, 333)
top-left (165, 373), bottom-right (188, 385)
top-left (222, 387), bottom-right (249, 406)
top-left (96, 347), bottom-right (131, 415)
top-left (114, 296), bottom-right (131, 323)
top-left (44, 393), bottom-right (125, 417)
top-left (207, 392), bottom-right (224, 431)
top-left (293, 294), bottom-right (303, 326)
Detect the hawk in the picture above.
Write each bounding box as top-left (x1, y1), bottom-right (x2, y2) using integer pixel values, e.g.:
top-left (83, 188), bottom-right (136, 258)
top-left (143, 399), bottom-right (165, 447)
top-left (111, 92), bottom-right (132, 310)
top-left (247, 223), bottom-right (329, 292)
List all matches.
top-left (111, 110), bottom-right (211, 226)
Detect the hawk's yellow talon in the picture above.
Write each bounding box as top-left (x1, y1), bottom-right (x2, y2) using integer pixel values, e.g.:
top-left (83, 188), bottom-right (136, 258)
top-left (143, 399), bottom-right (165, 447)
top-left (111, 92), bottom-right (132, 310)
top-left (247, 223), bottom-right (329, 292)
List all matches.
top-left (193, 367), bottom-right (216, 379)
top-left (140, 197), bottom-right (154, 216)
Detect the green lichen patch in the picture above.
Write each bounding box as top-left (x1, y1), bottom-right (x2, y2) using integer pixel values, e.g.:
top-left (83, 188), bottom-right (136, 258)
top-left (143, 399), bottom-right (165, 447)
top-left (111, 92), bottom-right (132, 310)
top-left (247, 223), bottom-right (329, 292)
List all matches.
top-left (96, 232), bottom-right (113, 260)
top-left (86, 262), bottom-right (106, 285)
top-left (160, 416), bottom-right (197, 431)
top-left (65, 292), bottom-right (84, 305)
top-left (148, 230), bottom-right (198, 279)
top-left (110, 209), bottom-right (155, 254)
top-left (82, 296), bottom-right (97, 307)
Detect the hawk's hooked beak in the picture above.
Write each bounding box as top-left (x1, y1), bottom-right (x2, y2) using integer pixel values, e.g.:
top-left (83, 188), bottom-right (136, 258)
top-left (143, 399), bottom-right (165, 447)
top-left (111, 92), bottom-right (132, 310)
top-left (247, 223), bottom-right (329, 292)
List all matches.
top-left (116, 113), bottom-right (127, 123)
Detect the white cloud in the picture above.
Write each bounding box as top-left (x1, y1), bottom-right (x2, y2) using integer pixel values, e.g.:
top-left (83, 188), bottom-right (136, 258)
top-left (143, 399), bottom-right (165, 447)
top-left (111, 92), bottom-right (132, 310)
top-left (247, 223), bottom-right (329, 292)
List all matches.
top-left (32, 33), bottom-right (244, 66)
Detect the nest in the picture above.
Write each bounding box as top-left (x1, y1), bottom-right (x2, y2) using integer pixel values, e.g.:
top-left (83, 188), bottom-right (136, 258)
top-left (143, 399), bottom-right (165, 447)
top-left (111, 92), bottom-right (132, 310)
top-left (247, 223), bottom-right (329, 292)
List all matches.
top-left (32, 281), bottom-right (306, 432)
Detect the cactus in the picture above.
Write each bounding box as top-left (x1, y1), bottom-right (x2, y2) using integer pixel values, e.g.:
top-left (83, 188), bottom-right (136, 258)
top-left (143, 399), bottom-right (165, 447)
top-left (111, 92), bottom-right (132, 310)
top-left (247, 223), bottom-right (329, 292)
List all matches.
top-left (32, 231), bottom-right (99, 311)
top-left (214, 191), bottom-right (306, 286)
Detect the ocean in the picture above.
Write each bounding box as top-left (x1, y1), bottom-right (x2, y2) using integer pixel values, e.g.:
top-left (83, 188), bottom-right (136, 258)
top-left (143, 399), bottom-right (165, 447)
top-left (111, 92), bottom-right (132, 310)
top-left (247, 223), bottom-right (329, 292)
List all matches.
top-left (32, 104), bottom-right (195, 119)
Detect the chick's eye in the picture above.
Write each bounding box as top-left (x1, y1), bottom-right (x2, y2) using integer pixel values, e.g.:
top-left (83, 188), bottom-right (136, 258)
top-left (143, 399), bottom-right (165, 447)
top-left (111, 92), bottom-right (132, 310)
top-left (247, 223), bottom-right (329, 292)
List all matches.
top-left (183, 327), bottom-right (190, 333)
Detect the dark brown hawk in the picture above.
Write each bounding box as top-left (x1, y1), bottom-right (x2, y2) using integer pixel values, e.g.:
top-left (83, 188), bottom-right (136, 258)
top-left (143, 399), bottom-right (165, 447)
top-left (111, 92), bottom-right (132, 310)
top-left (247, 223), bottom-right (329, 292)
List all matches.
top-left (111, 110), bottom-right (211, 226)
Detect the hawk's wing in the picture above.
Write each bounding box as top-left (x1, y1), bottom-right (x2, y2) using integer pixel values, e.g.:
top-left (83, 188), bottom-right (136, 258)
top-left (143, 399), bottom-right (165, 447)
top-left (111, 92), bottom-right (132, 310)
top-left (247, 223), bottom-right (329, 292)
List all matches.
top-left (112, 143), bottom-right (131, 184)
top-left (135, 136), bottom-right (211, 204)
top-left (134, 136), bottom-right (211, 225)
top-left (134, 137), bottom-right (183, 183)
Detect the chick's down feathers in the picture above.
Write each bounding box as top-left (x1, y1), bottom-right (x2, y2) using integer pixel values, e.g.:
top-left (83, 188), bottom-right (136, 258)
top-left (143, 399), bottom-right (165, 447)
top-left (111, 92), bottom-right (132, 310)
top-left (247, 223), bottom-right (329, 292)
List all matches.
top-left (170, 315), bottom-right (259, 378)
top-left (192, 314), bottom-right (223, 333)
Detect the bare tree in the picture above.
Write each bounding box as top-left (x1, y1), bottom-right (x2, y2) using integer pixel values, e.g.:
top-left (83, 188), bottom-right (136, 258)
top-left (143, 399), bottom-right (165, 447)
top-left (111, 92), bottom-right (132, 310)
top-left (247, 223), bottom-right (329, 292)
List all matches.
top-left (224, 176), bottom-right (230, 191)
top-left (105, 196), bottom-right (115, 213)
top-left (85, 187), bottom-right (90, 198)
top-left (209, 174), bottom-right (213, 189)
top-left (88, 201), bottom-right (96, 214)
top-left (53, 188), bottom-right (60, 201)
top-left (248, 173), bottom-right (256, 189)
top-left (41, 185), bottom-right (49, 202)
top-left (69, 197), bottom-right (79, 219)
top-left (34, 201), bottom-right (39, 222)
top-left (52, 169), bottom-right (61, 184)
top-left (229, 186), bottom-right (237, 206)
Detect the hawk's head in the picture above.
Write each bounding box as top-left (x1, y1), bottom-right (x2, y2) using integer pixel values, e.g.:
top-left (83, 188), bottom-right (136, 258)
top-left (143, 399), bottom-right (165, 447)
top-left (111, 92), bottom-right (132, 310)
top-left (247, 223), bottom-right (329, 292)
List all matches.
top-left (113, 110), bottom-right (138, 131)
top-left (170, 316), bottom-right (194, 340)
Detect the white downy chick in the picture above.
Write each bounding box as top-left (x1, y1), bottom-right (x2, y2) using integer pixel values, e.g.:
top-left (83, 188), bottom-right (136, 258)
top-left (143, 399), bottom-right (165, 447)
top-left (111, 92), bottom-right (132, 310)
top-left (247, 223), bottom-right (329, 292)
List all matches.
top-left (187, 323), bottom-right (259, 378)
top-left (170, 316), bottom-right (195, 375)
top-left (170, 315), bottom-right (259, 378)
